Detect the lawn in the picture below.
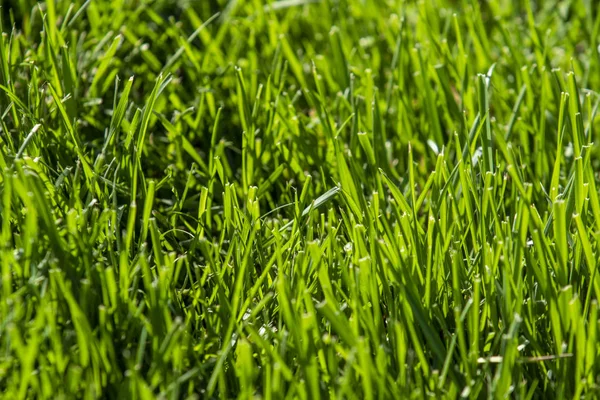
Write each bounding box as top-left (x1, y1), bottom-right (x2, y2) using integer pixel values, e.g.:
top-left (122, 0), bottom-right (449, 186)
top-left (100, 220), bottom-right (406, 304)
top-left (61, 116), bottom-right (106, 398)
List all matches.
top-left (1, 0), bottom-right (600, 398)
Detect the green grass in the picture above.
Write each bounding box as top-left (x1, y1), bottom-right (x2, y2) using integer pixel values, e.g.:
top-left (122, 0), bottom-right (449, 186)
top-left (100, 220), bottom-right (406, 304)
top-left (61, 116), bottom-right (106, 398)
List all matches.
top-left (1, 0), bottom-right (600, 398)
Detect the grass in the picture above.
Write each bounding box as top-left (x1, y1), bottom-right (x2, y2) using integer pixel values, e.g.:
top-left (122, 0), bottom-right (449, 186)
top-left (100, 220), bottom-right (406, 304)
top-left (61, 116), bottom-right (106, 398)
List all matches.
top-left (1, 0), bottom-right (600, 398)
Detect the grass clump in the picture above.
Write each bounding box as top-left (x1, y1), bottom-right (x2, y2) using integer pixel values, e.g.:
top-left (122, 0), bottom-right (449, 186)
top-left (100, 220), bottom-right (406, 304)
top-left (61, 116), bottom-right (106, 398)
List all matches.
top-left (1, 0), bottom-right (600, 398)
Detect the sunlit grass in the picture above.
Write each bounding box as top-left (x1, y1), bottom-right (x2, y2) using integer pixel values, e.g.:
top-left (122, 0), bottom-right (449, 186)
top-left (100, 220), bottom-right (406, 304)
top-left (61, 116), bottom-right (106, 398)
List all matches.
top-left (1, 0), bottom-right (600, 398)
